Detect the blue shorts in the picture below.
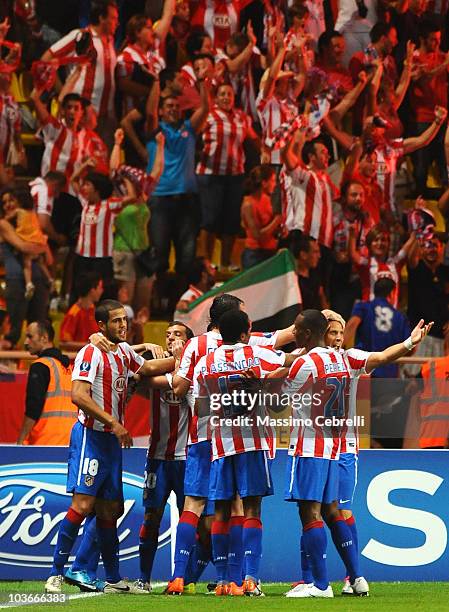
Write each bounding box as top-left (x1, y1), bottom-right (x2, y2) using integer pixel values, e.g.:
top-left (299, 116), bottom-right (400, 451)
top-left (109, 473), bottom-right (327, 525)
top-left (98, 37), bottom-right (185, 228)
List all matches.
top-left (285, 455), bottom-right (339, 504)
top-left (143, 457), bottom-right (185, 512)
top-left (209, 451), bottom-right (273, 501)
top-left (184, 440), bottom-right (211, 499)
top-left (338, 453), bottom-right (358, 510)
top-left (66, 421), bottom-right (122, 501)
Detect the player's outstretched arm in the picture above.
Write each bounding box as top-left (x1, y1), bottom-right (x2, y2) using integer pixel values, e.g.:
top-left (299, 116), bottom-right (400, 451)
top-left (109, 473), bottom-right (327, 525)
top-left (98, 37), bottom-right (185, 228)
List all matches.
top-left (365, 319), bottom-right (433, 374)
top-left (140, 356), bottom-right (175, 377)
top-left (71, 380), bottom-right (133, 447)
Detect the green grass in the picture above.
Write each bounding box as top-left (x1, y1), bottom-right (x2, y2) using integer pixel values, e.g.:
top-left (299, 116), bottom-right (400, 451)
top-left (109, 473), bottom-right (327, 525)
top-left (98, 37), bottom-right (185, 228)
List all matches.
top-left (1, 582), bottom-right (449, 611)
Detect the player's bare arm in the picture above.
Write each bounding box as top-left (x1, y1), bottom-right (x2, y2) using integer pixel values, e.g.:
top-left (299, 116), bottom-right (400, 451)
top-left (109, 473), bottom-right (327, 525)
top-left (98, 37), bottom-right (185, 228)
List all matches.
top-left (139, 356), bottom-right (176, 377)
top-left (71, 380), bottom-right (133, 448)
top-left (273, 324), bottom-right (296, 348)
top-left (365, 319), bottom-right (434, 374)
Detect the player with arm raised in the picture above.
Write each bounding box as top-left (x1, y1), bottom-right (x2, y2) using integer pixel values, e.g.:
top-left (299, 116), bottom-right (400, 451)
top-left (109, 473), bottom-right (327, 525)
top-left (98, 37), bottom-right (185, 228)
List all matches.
top-left (45, 299), bottom-right (174, 595)
top-left (284, 309), bottom-right (432, 598)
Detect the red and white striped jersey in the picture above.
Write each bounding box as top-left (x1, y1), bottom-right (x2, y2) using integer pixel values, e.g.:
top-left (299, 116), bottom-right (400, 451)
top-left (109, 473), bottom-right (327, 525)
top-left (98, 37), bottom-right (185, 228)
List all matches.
top-left (281, 165), bottom-right (337, 248)
top-left (191, 0), bottom-right (239, 50)
top-left (76, 196), bottom-right (125, 258)
top-left (147, 373), bottom-right (190, 460)
top-left (117, 42), bottom-right (166, 113)
top-left (332, 202), bottom-right (373, 260)
top-left (284, 29), bottom-right (315, 72)
top-left (357, 252), bottom-right (406, 308)
top-left (196, 106), bottom-right (252, 175)
top-left (29, 177), bottom-right (54, 217)
top-left (84, 129), bottom-right (109, 176)
top-left (178, 285), bottom-right (204, 304)
top-left (0, 94), bottom-right (20, 163)
top-left (72, 343), bottom-right (144, 432)
top-left (372, 141), bottom-right (403, 216)
top-left (38, 116), bottom-right (88, 181)
top-left (194, 343), bottom-right (286, 459)
top-left (216, 47), bottom-right (261, 122)
top-left (283, 346), bottom-right (368, 459)
top-left (49, 26), bottom-right (116, 117)
top-left (340, 347), bottom-right (371, 454)
top-left (257, 92), bottom-right (298, 165)
top-left (180, 62), bottom-right (197, 88)
top-left (178, 329), bottom-right (278, 444)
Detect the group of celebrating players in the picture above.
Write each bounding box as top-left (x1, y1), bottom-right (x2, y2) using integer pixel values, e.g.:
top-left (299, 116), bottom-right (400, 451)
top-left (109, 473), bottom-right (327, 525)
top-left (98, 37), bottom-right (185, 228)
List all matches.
top-left (44, 293), bottom-right (432, 598)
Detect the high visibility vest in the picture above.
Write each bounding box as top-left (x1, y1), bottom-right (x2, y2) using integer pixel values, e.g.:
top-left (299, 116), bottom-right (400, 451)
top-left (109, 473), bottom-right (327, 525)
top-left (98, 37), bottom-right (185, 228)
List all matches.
top-left (24, 357), bottom-right (77, 446)
top-left (419, 356), bottom-right (449, 448)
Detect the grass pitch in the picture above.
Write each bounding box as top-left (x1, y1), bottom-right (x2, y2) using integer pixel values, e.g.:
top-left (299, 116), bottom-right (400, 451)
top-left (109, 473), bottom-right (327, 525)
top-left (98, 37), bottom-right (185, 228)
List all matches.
top-left (1, 582), bottom-right (449, 611)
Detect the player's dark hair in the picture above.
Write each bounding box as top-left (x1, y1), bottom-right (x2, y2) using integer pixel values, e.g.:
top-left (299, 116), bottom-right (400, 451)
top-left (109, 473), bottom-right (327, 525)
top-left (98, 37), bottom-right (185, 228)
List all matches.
top-left (208, 294), bottom-right (244, 330)
top-left (90, 0), bottom-right (118, 25)
top-left (95, 299), bottom-right (124, 323)
top-left (61, 93), bottom-right (83, 108)
top-left (374, 276), bottom-right (396, 298)
top-left (300, 309), bottom-right (328, 338)
top-left (167, 321), bottom-right (194, 340)
top-left (219, 309), bottom-right (250, 343)
top-left (84, 172), bottom-right (113, 200)
top-left (76, 272), bottom-right (102, 298)
top-left (34, 319), bottom-right (55, 342)
top-left (370, 22), bottom-right (393, 43)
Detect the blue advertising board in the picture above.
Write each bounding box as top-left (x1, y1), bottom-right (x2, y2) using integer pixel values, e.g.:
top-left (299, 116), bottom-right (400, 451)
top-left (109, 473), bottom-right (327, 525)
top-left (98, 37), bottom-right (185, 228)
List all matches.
top-left (0, 446), bottom-right (448, 581)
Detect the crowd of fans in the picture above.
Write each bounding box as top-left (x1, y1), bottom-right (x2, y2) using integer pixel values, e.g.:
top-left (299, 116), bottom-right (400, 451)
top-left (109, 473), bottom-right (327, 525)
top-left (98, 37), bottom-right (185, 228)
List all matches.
top-left (0, 0), bottom-right (447, 380)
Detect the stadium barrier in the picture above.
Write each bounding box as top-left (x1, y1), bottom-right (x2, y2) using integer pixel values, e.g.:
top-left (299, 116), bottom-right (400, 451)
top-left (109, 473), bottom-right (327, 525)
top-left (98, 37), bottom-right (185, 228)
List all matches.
top-left (0, 446), bottom-right (448, 582)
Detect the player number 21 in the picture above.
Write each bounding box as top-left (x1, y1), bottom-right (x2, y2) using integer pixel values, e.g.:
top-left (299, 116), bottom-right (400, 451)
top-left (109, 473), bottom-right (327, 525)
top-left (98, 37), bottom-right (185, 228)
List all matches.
top-left (324, 376), bottom-right (347, 418)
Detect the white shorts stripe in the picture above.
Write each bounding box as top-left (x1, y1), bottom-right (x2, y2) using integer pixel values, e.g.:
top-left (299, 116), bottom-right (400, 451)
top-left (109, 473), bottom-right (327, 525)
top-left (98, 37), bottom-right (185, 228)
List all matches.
top-left (289, 456), bottom-right (296, 494)
top-left (76, 426), bottom-right (87, 486)
top-left (263, 451), bottom-right (271, 488)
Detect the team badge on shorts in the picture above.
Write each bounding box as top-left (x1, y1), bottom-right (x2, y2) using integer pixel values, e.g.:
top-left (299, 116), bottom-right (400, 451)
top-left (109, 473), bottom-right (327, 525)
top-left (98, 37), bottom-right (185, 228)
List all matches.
top-left (85, 475), bottom-right (95, 487)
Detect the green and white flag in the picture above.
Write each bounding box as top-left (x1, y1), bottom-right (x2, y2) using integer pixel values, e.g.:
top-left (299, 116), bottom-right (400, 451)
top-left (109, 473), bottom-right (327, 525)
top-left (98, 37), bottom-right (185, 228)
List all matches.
top-left (175, 249), bottom-right (302, 335)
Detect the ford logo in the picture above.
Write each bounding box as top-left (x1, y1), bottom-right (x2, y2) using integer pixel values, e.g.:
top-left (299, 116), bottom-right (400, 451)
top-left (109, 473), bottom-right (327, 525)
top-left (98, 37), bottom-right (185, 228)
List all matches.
top-left (0, 463), bottom-right (173, 568)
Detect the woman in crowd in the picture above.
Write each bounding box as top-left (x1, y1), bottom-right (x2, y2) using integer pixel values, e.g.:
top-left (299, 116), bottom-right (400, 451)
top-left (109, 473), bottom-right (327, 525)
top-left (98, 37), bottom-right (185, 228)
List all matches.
top-left (241, 164), bottom-right (283, 269)
top-left (196, 82), bottom-right (260, 270)
top-left (0, 188), bottom-right (49, 349)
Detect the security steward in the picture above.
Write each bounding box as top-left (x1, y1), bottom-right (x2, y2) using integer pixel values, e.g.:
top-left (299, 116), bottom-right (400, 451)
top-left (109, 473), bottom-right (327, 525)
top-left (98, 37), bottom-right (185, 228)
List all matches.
top-left (17, 320), bottom-right (77, 445)
top-left (419, 354), bottom-right (449, 449)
